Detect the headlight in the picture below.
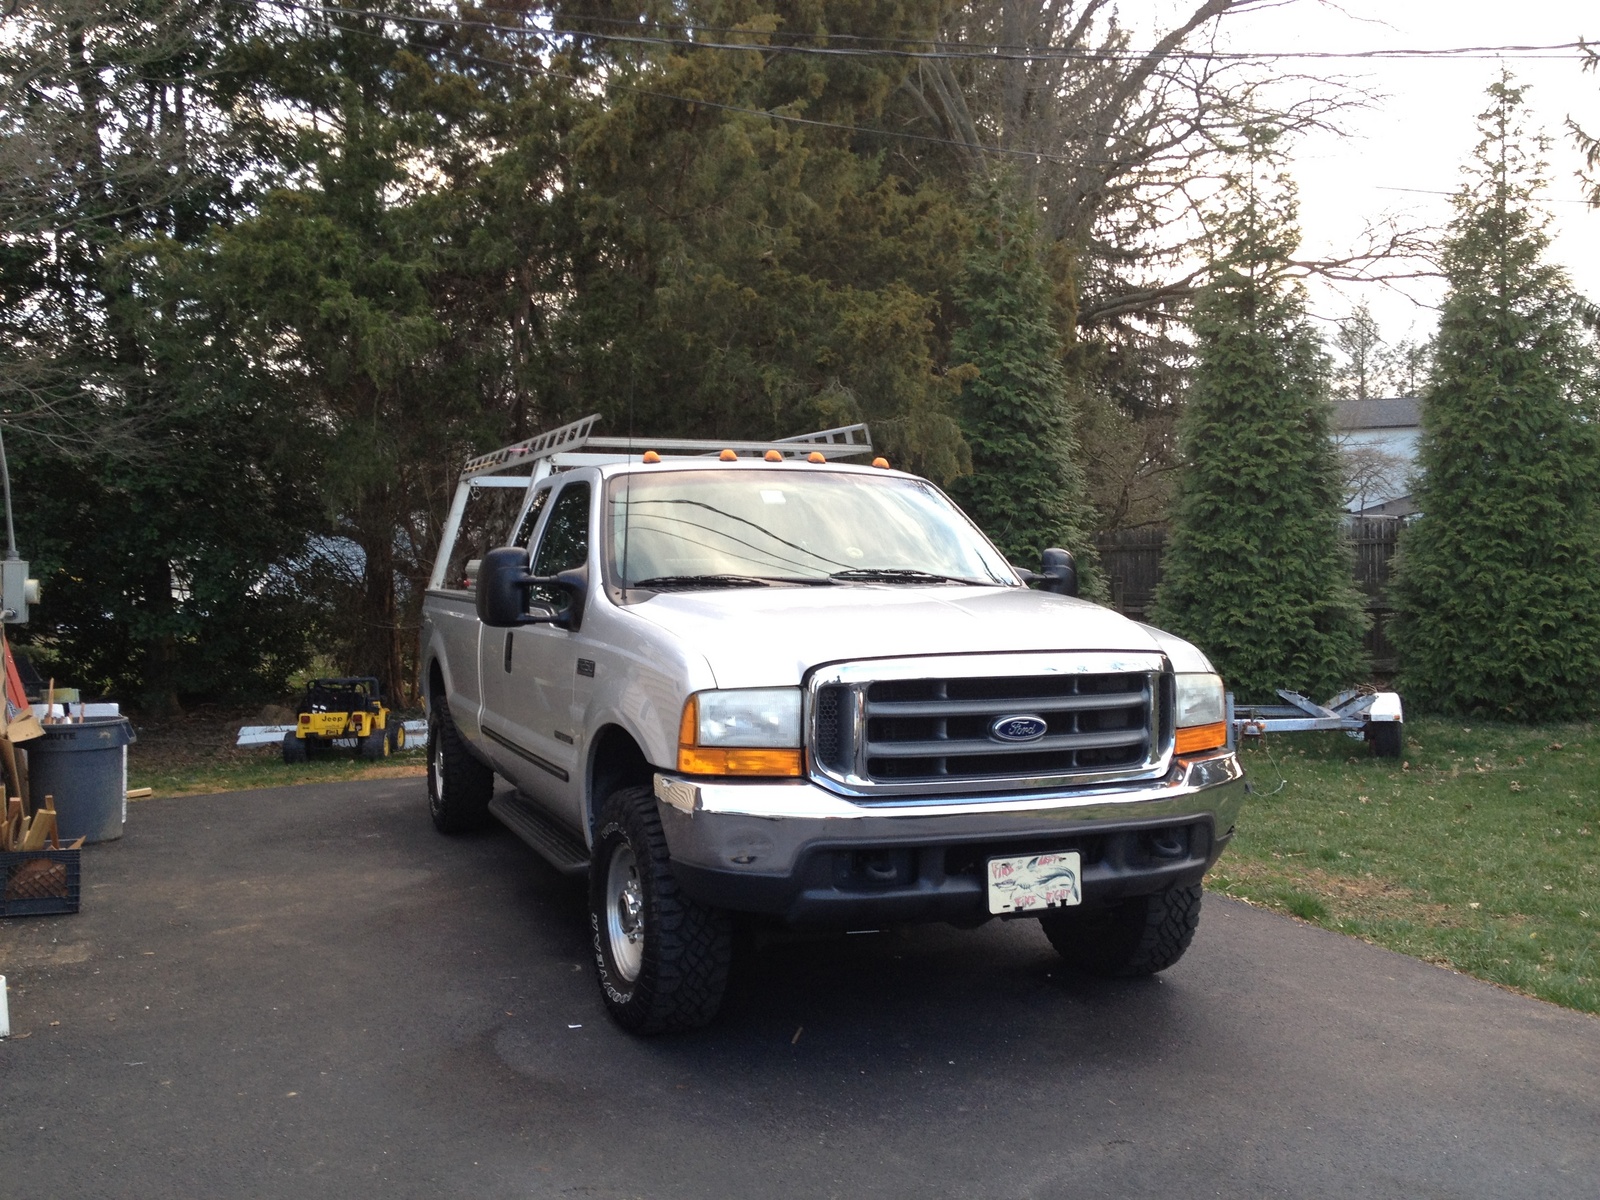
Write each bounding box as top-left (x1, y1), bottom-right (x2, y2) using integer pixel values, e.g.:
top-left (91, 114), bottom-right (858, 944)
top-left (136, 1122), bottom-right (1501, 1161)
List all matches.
top-left (678, 689), bottom-right (803, 776)
top-left (1174, 672), bottom-right (1227, 755)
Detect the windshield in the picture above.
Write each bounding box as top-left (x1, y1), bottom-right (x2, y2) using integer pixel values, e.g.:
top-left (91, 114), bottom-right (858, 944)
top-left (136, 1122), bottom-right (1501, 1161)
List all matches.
top-left (606, 469), bottom-right (1017, 588)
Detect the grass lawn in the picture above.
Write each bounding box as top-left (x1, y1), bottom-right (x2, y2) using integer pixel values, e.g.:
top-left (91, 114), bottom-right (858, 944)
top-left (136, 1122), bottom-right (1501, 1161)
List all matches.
top-left (1210, 717), bottom-right (1600, 1015)
top-left (126, 709), bottom-right (425, 799)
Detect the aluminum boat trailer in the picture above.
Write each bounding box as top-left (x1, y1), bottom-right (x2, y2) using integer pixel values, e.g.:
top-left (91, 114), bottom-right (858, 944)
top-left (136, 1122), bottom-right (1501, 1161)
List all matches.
top-left (1229, 689), bottom-right (1405, 759)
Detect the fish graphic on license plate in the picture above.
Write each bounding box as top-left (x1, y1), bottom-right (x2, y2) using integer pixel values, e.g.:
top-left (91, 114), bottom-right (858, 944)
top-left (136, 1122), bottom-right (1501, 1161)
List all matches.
top-left (986, 851), bottom-right (1082, 914)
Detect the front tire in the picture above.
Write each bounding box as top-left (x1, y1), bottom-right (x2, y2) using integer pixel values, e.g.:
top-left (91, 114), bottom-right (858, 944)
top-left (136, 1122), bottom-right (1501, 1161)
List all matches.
top-left (427, 696), bottom-right (493, 833)
top-left (1040, 883), bottom-right (1202, 977)
top-left (589, 786), bottom-right (732, 1034)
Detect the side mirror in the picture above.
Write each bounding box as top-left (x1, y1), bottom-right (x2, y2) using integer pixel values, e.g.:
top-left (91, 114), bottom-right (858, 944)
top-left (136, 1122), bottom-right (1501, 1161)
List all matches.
top-left (476, 547), bottom-right (534, 626)
top-left (476, 548), bottom-right (589, 630)
top-left (1037, 547), bottom-right (1078, 597)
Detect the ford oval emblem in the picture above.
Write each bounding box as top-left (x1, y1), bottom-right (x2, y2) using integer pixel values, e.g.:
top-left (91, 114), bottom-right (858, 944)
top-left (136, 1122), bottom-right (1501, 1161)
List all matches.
top-left (991, 714), bottom-right (1049, 743)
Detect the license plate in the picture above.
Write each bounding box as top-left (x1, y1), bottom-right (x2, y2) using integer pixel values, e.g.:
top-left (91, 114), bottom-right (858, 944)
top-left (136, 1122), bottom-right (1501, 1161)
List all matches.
top-left (987, 851), bottom-right (1082, 914)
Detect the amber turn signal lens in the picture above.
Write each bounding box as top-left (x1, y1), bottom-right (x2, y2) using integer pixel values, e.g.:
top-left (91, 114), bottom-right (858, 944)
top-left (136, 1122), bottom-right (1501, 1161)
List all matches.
top-left (677, 746), bottom-right (804, 776)
top-left (678, 697), bottom-right (698, 747)
top-left (1175, 722), bottom-right (1228, 755)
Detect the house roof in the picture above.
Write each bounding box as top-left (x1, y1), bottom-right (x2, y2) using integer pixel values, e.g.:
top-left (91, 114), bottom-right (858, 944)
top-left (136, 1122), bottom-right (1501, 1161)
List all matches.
top-left (1333, 396), bottom-right (1420, 431)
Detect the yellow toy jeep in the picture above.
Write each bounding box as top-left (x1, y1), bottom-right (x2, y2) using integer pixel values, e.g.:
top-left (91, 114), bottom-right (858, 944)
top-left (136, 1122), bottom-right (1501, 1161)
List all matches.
top-left (282, 677), bottom-right (405, 763)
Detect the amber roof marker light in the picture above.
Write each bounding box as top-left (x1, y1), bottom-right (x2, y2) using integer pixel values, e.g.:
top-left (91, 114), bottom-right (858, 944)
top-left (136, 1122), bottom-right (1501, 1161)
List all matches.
top-left (764, 449), bottom-right (783, 462)
top-left (719, 449), bottom-right (738, 461)
top-left (807, 451), bottom-right (826, 464)
top-left (641, 450), bottom-right (661, 464)
top-left (872, 457), bottom-right (890, 469)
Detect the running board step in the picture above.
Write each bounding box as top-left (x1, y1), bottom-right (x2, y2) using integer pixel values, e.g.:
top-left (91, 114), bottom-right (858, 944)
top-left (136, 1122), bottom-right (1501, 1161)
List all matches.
top-left (489, 792), bottom-right (590, 875)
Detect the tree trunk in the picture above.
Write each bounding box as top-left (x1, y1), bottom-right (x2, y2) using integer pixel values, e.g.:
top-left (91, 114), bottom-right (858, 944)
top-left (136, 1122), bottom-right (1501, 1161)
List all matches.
top-left (357, 519), bottom-right (404, 707)
top-left (139, 559), bottom-right (183, 716)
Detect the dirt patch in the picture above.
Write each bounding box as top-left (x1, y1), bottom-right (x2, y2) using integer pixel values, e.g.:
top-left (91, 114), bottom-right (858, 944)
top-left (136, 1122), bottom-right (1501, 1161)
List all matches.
top-left (1295, 867), bottom-right (1417, 903)
top-left (1213, 859), bottom-right (1459, 927)
top-left (127, 705), bottom-right (276, 773)
top-left (1218, 858), bottom-right (1413, 898)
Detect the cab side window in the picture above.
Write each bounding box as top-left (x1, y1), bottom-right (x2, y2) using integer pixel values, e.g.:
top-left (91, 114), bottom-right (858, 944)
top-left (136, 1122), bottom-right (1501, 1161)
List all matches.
top-left (513, 486), bottom-right (553, 549)
top-left (530, 482), bottom-right (591, 610)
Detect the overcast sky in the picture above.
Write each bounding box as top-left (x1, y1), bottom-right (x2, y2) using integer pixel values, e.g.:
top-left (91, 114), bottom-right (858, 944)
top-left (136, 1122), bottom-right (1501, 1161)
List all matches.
top-left (1174, 0), bottom-right (1599, 352)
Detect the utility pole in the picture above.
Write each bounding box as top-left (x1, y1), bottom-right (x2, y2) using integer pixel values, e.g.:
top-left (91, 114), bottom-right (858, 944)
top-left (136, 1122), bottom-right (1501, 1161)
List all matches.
top-left (0, 423), bottom-right (40, 624)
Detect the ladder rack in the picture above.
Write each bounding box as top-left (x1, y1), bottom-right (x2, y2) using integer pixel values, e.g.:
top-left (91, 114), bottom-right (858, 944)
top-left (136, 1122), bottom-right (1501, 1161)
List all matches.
top-left (460, 413), bottom-right (873, 480)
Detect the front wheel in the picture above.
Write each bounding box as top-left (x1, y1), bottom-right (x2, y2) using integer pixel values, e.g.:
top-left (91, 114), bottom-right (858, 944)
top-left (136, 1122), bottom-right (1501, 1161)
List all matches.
top-left (589, 786), bottom-right (732, 1034)
top-left (1040, 883), bottom-right (1202, 977)
top-left (427, 695), bottom-right (493, 833)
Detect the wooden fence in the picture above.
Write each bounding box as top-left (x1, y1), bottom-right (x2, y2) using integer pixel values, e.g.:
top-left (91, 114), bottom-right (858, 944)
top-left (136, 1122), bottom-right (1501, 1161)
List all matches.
top-left (1094, 517), bottom-right (1402, 673)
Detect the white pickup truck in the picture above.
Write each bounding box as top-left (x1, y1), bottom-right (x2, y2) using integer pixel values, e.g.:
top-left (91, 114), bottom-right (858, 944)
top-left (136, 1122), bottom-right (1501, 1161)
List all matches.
top-left (420, 416), bottom-right (1246, 1033)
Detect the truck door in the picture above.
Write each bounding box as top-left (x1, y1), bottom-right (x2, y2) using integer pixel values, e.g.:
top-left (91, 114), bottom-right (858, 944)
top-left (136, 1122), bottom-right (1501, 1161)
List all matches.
top-left (478, 478), bottom-right (589, 818)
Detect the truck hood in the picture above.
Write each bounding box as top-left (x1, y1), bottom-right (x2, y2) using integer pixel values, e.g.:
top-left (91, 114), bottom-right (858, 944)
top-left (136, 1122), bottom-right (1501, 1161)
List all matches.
top-left (625, 585), bottom-right (1173, 689)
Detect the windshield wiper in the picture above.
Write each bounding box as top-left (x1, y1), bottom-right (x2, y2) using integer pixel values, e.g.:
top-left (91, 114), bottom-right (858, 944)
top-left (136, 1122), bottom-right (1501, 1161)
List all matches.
top-left (631, 574), bottom-right (773, 590)
top-left (828, 568), bottom-right (980, 585)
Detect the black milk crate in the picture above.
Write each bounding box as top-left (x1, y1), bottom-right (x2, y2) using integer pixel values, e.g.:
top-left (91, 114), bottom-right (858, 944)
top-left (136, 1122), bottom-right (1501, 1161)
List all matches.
top-left (1, 848), bottom-right (82, 917)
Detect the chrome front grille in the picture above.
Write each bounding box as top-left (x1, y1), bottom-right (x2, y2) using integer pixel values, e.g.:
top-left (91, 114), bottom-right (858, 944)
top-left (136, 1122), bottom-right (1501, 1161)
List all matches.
top-left (808, 653), bottom-right (1171, 798)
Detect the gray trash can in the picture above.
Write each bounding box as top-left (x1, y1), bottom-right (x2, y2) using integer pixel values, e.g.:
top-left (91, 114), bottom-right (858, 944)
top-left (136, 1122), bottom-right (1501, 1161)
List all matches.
top-left (26, 717), bottom-right (136, 843)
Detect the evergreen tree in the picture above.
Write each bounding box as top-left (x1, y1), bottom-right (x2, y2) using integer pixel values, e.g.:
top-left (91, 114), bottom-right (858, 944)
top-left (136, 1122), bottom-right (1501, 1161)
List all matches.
top-left (1152, 143), bottom-right (1365, 701)
top-left (1332, 303), bottom-right (1385, 401)
top-left (1571, 39), bottom-right (1600, 206)
top-left (561, 0), bottom-right (973, 481)
top-left (209, 4), bottom-right (588, 702)
top-left (946, 175), bottom-right (1096, 575)
top-left (1394, 81), bottom-right (1600, 721)
top-left (0, 0), bottom-right (320, 709)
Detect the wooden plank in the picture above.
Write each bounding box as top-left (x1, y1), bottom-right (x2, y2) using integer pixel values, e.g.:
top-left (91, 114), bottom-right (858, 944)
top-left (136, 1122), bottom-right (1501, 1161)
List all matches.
top-left (20, 808), bottom-right (50, 850)
top-left (0, 737), bottom-right (17, 804)
top-left (3, 797), bottom-right (22, 852)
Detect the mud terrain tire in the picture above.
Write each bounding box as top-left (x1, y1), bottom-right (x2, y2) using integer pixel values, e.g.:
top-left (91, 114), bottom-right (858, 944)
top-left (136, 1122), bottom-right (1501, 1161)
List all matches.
top-left (1040, 883), bottom-right (1202, 977)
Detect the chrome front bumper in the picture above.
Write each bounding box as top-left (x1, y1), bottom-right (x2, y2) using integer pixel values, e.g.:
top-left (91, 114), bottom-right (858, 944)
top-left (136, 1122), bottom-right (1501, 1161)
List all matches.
top-left (653, 753), bottom-right (1247, 927)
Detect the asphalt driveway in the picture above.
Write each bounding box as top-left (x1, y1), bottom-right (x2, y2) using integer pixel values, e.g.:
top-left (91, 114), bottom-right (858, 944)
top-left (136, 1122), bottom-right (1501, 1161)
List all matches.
top-left (2, 777), bottom-right (1596, 1199)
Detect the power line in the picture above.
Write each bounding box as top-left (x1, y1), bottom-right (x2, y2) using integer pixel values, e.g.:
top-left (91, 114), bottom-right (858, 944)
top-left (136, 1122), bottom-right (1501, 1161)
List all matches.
top-left (1376, 185), bottom-right (1597, 205)
top-left (230, 1), bottom-right (1172, 169)
top-left (227, 2), bottom-right (1600, 183)
top-left (475, 7), bottom-right (1596, 62)
top-left (442, 41), bottom-right (1121, 168)
top-left (254, 1), bottom-right (1597, 64)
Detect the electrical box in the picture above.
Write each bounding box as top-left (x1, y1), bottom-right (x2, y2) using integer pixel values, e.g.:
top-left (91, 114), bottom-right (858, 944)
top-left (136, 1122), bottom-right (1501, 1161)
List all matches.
top-left (1, 559), bottom-right (38, 624)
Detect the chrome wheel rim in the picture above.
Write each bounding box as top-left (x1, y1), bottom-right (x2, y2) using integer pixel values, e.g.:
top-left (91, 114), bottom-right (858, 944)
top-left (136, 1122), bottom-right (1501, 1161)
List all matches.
top-left (430, 730), bottom-right (445, 807)
top-left (605, 843), bottom-right (645, 983)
